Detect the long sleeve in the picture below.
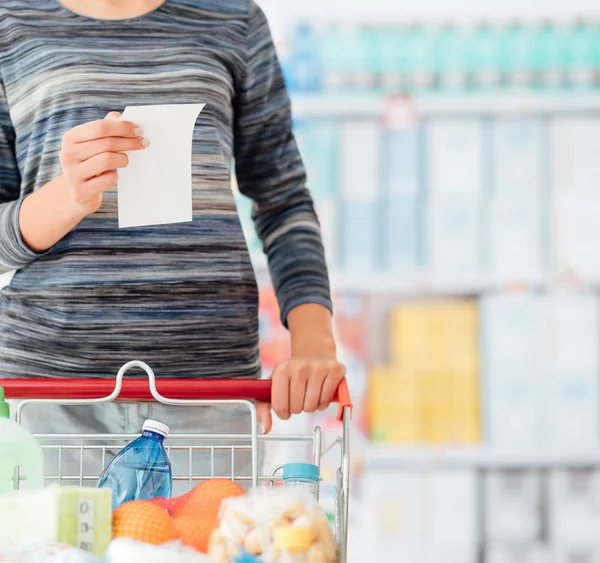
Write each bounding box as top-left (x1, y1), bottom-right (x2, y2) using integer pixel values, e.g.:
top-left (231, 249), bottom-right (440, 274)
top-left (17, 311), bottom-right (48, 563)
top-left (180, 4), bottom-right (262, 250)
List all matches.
top-left (0, 81), bottom-right (40, 274)
top-left (234, 1), bottom-right (332, 326)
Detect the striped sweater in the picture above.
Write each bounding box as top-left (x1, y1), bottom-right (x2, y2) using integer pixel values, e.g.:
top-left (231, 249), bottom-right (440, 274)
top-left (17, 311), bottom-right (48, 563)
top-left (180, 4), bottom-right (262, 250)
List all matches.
top-left (0, 0), bottom-right (332, 379)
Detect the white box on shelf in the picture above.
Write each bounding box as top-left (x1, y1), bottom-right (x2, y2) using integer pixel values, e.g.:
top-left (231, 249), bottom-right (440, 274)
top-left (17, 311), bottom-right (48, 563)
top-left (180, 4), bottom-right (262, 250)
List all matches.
top-left (339, 120), bottom-right (380, 272)
top-left (362, 469), bottom-right (426, 550)
top-left (486, 544), bottom-right (551, 563)
top-left (553, 190), bottom-right (600, 284)
top-left (427, 470), bottom-right (478, 547)
top-left (426, 192), bottom-right (482, 280)
top-left (542, 293), bottom-right (600, 447)
top-left (491, 118), bottom-right (544, 198)
top-left (486, 372), bottom-right (542, 448)
top-left (488, 194), bottom-right (545, 284)
top-left (383, 127), bottom-right (422, 273)
top-left (548, 469), bottom-right (600, 546)
top-left (552, 117), bottom-right (600, 194)
top-left (551, 545), bottom-right (600, 563)
top-left (426, 118), bottom-right (485, 196)
top-left (485, 470), bottom-right (543, 543)
top-left (480, 293), bottom-right (544, 373)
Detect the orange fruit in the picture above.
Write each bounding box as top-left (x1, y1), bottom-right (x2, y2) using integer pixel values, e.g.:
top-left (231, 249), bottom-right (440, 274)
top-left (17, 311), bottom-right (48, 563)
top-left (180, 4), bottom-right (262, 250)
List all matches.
top-left (174, 479), bottom-right (245, 519)
top-left (112, 500), bottom-right (179, 545)
top-left (173, 515), bottom-right (217, 553)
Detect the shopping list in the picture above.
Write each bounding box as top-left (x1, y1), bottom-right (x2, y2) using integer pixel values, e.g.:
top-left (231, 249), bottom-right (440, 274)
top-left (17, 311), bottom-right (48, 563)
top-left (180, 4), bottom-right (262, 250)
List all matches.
top-left (118, 103), bottom-right (205, 228)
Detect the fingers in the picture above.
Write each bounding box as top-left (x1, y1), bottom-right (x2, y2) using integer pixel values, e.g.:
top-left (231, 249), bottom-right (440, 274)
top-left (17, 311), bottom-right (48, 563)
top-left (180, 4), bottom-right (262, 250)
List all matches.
top-left (256, 402), bottom-right (273, 434)
top-left (271, 363), bottom-right (290, 421)
top-left (78, 152), bottom-right (129, 181)
top-left (73, 171), bottom-right (118, 206)
top-left (66, 136), bottom-right (148, 164)
top-left (271, 359), bottom-right (347, 421)
top-left (319, 362), bottom-right (346, 411)
top-left (64, 118), bottom-right (143, 144)
top-left (289, 363), bottom-right (309, 415)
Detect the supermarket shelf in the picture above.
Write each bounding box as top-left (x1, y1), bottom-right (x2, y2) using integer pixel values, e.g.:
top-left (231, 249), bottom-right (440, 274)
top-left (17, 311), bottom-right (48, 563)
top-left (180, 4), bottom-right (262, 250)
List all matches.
top-left (291, 92), bottom-right (600, 119)
top-left (366, 445), bottom-right (600, 469)
top-left (250, 254), bottom-right (546, 294)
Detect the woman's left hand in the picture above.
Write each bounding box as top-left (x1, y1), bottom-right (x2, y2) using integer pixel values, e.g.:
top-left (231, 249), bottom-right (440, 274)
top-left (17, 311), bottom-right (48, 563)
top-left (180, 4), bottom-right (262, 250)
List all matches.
top-left (257, 356), bottom-right (346, 434)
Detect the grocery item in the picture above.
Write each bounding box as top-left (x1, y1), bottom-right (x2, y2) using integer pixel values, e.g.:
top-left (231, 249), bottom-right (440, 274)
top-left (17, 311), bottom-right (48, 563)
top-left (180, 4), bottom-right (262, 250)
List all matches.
top-left (0, 486), bottom-right (112, 557)
top-left (174, 479), bottom-right (246, 520)
top-left (174, 515), bottom-right (216, 553)
top-left (105, 538), bottom-right (212, 563)
top-left (3, 539), bottom-right (102, 563)
top-left (97, 419), bottom-right (172, 509)
top-left (111, 500), bottom-right (179, 545)
top-left (209, 488), bottom-right (336, 563)
top-left (0, 387), bottom-right (44, 493)
top-left (282, 464), bottom-right (320, 499)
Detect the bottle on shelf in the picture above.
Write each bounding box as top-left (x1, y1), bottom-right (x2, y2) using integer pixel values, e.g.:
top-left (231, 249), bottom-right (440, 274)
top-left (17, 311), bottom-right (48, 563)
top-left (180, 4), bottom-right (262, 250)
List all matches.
top-left (404, 22), bottom-right (437, 92)
top-left (565, 18), bottom-right (596, 89)
top-left (97, 419), bottom-right (172, 509)
top-left (378, 25), bottom-right (405, 93)
top-left (533, 20), bottom-right (566, 89)
top-left (0, 387), bottom-right (44, 493)
top-left (286, 22), bottom-right (322, 93)
top-left (469, 22), bottom-right (503, 90)
top-left (435, 22), bottom-right (471, 91)
top-left (501, 20), bottom-right (537, 89)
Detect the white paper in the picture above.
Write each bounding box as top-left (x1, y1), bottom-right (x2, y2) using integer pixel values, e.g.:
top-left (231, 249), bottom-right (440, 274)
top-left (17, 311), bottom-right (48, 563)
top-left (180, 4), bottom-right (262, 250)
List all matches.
top-left (118, 104), bottom-right (205, 228)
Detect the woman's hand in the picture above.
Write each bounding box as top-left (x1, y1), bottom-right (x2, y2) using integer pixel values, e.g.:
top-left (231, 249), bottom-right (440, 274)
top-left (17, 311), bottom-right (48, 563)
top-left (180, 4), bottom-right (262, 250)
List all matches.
top-left (59, 112), bottom-right (148, 216)
top-left (257, 303), bottom-right (345, 433)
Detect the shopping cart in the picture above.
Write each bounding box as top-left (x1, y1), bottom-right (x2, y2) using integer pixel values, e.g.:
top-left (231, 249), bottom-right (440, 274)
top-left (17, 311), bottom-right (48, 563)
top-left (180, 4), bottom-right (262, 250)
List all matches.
top-left (1, 360), bottom-right (353, 563)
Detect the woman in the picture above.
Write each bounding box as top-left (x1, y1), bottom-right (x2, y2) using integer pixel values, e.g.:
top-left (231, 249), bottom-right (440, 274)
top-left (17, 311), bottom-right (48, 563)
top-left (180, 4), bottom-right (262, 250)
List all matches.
top-left (0, 0), bottom-right (344, 482)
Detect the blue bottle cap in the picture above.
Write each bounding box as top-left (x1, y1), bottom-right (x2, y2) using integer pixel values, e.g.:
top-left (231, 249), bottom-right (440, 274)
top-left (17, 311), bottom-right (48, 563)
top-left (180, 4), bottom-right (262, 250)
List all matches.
top-left (282, 463), bottom-right (320, 482)
top-left (235, 551), bottom-right (263, 563)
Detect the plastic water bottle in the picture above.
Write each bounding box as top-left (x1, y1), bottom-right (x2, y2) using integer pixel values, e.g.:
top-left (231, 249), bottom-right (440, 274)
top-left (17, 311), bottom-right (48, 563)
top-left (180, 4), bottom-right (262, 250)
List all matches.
top-left (282, 463), bottom-right (320, 499)
top-left (0, 387), bottom-right (45, 493)
top-left (97, 419), bottom-right (172, 509)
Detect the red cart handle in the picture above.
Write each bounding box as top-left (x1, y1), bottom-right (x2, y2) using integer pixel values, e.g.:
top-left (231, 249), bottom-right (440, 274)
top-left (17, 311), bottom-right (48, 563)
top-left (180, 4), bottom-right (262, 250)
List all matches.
top-left (0, 377), bottom-right (353, 422)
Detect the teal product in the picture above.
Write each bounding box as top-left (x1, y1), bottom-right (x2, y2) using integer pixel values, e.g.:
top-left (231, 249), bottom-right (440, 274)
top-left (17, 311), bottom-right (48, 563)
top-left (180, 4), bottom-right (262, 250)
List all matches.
top-left (0, 388), bottom-right (44, 493)
top-left (435, 24), bottom-right (471, 91)
top-left (565, 21), bottom-right (596, 89)
top-left (97, 420), bottom-right (172, 509)
top-left (500, 21), bottom-right (537, 88)
top-left (404, 23), bottom-right (437, 92)
top-left (320, 24), bottom-right (371, 92)
top-left (469, 23), bottom-right (503, 90)
top-left (361, 25), bottom-right (383, 92)
top-left (378, 26), bottom-right (405, 93)
top-left (286, 22), bottom-right (322, 93)
top-left (282, 463), bottom-right (320, 498)
top-left (533, 22), bottom-right (566, 89)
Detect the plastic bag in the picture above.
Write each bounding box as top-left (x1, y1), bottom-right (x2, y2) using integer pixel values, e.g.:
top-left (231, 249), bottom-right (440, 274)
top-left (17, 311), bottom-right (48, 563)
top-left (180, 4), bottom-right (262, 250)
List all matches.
top-left (105, 539), bottom-right (211, 563)
top-left (208, 488), bottom-right (337, 563)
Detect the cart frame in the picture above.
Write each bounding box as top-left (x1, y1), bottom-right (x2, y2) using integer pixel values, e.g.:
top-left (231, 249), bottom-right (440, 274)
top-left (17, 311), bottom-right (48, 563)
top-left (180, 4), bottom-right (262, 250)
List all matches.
top-left (1, 360), bottom-right (353, 563)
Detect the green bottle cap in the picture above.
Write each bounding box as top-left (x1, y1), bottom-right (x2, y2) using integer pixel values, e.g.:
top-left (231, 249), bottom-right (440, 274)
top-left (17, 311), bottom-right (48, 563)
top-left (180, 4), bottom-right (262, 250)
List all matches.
top-left (0, 388), bottom-right (10, 419)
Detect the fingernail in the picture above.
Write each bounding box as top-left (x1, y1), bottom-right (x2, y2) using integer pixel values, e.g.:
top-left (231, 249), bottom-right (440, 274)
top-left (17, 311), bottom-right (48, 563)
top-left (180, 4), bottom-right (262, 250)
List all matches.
top-left (141, 138), bottom-right (151, 148)
top-left (134, 127), bottom-right (144, 137)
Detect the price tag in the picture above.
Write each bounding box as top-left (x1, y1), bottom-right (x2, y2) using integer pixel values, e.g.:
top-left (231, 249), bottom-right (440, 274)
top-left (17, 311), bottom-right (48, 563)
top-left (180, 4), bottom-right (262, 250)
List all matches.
top-left (77, 498), bottom-right (95, 553)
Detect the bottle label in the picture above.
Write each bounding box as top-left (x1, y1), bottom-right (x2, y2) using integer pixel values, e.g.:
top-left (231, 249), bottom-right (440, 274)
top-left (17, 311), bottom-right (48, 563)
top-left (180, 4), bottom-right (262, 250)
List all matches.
top-left (77, 498), bottom-right (95, 553)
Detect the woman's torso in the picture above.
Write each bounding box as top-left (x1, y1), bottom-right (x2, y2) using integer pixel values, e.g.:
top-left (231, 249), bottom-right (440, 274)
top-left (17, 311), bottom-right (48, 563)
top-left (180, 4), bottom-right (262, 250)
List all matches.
top-left (0, 0), bottom-right (261, 379)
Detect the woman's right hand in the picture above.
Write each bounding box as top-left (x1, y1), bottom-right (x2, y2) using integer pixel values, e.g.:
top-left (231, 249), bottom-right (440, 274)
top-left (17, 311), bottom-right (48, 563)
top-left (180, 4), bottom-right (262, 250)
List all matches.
top-left (59, 112), bottom-right (149, 216)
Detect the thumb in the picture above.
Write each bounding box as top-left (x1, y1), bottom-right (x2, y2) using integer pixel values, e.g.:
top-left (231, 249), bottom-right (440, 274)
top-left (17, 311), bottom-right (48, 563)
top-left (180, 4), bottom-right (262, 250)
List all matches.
top-left (256, 401), bottom-right (273, 434)
top-left (105, 111), bottom-right (122, 120)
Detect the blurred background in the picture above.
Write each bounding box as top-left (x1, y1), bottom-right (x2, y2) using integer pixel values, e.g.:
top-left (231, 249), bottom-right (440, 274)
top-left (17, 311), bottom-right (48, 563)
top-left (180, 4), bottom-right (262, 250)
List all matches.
top-left (243, 0), bottom-right (600, 562)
